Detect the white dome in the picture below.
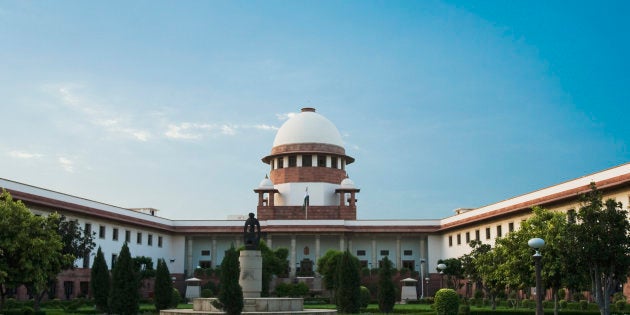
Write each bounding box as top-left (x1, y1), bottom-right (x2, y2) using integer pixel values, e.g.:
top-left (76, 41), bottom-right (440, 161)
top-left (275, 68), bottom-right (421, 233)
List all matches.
top-left (258, 176), bottom-right (274, 189)
top-left (340, 177), bottom-right (356, 189)
top-left (273, 108), bottom-right (344, 147)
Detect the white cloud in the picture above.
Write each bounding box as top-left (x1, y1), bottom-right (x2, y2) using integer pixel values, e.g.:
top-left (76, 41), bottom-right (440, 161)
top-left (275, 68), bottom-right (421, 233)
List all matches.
top-left (8, 150), bottom-right (43, 159)
top-left (220, 125), bottom-right (236, 135)
top-left (165, 123), bottom-right (203, 140)
top-left (58, 157), bottom-right (75, 173)
top-left (276, 112), bottom-right (297, 121)
top-left (51, 84), bottom-right (152, 142)
top-left (252, 124), bottom-right (278, 131)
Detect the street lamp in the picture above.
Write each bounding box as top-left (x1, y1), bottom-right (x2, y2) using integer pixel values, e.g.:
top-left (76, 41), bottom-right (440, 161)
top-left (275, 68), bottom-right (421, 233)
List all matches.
top-left (437, 263), bottom-right (447, 288)
top-left (419, 259), bottom-right (426, 298)
top-left (528, 238), bottom-right (545, 315)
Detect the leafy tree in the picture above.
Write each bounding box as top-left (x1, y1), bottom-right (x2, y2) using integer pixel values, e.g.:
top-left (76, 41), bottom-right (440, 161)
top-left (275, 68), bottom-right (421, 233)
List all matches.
top-left (0, 190), bottom-right (72, 311)
top-left (475, 244), bottom-right (507, 310)
top-left (133, 256), bottom-right (156, 279)
top-left (90, 247), bottom-right (110, 313)
top-left (335, 250), bottom-right (361, 314)
top-left (377, 256), bottom-right (396, 313)
top-left (434, 288), bottom-right (459, 315)
top-left (109, 242), bottom-right (140, 315)
top-left (154, 258), bottom-right (174, 311)
top-left (496, 207), bottom-right (571, 315)
top-left (213, 245), bottom-right (243, 315)
top-left (574, 184), bottom-right (630, 315)
top-left (436, 258), bottom-right (464, 289)
top-left (316, 249), bottom-right (343, 299)
top-left (57, 215), bottom-right (95, 269)
top-left (460, 240), bottom-right (491, 298)
top-left (259, 240), bottom-right (289, 296)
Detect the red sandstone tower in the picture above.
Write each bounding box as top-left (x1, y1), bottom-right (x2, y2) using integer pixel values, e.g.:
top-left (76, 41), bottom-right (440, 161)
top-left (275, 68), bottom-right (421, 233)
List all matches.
top-left (254, 107), bottom-right (359, 220)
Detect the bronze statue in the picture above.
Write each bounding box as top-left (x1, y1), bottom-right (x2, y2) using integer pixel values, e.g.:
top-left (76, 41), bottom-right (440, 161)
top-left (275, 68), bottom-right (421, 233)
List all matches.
top-left (244, 212), bottom-right (261, 250)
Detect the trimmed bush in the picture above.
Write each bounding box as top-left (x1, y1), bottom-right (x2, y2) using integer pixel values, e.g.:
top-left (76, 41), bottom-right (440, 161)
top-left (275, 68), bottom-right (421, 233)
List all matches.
top-left (615, 300), bottom-right (626, 311)
top-left (434, 288), bottom-right (459, 315)
top-left (360, 286), bottom-right (370, 308)
top-left (559, 299), bottom-right (568, 309)
top-left (201, 288), bottom-right (213, 298)
top-left (579, 300), bottom-right (588, 310)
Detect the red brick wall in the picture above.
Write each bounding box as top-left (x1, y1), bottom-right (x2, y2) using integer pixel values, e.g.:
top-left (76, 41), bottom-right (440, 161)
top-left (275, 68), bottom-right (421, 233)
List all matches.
top-left (270, 167), bottom-right (347, 185)
top-left (257, 205), bottom-right (356, 220)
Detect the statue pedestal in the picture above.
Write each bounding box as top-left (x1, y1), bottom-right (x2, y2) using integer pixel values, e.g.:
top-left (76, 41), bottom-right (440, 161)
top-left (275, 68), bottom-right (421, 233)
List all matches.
top-left (239, 250), bottom-right (262, 298)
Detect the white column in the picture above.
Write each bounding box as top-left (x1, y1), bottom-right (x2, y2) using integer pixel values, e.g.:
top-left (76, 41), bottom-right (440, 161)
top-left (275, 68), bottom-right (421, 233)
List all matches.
top-left (348, 238), bottom-right (353, 254)
top-left (211, 237), bottom-right (217, 268)
top-left (396, 236), bottom-right (401, 269)
top-left (267, 234), bottom-right (273, 248)
top-left (290, 235), bottom-right (296, 277)
top-left (371, 238), bottom-right (377, 268)
top-left (315, 235), bottom-right (321, 275)
top-left (339, 234), bottom-right (345, 251)
top-left (186, 237), bottom-right (193, 277)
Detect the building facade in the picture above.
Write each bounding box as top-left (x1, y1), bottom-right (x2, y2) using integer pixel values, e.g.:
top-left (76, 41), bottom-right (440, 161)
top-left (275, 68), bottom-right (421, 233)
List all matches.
top-left (2, 107), bottom-right (630, 300)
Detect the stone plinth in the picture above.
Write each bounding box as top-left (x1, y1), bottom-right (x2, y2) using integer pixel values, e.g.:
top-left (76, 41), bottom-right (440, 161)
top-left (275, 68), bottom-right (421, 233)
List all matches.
top-left (159, 298), bottom-right (336, 315)
top-left (239, 250), bottom-right (262, 298)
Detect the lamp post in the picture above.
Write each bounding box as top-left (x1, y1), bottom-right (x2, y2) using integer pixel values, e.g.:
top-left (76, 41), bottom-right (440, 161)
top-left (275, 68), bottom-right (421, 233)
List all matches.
top-left (425, 277), bottom-right (430, 297)
top-left (420, 259), bottom-right (425, 298)
top-left (528, 238), bottom-right (545, 315)
top-left (437, 263), bottom-right (446, 288)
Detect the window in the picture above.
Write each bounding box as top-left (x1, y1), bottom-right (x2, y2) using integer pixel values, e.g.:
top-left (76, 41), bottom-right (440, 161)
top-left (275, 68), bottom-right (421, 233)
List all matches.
top-left (475, 230), bottom-right (480, 241)
top-left (485, 228), bottom-right (491, 240)
top-left (125, 230), bottom-right (131, 243)
top-left (137, 232), bottom-right (142, 244)
top-left (359, 260), bottom-right (368, 268)
top-left (201, 250), bottom-right (210, 256)
top-left (302, 154), bottom-right (312, 167)
top-left (148, 234), bottom-right (153, 246)
top-left (277, 157), bottom-right (284, 169)
top-left (567, 209), bottom-right (576, 224)
top-left (496, 225), bottom-right (502, 238)
top-left (466, 232), bottom-right (470, 243)
top-left (457, 234), bottom-right (461, 245)
top-left (331, 156), bottom-right (338, 169)
top-left (402, 260), bottom-right (415, 270)
top-left (111, 254), bottom-right (118, 268)
top-left (199, 261), bottom-right (211, 269)
top-left (113, 228), bottom-right (119, 241)
top-left (99, 225), bottom-right (106, 239)
top-left (356, 250), bottom-right (366, 256)
top-left (82, 254), bottom-right (90, 268)
top-left (449, 235), bottom-right (453, 247)
top-left (380, 250), bottom-right (389, 256)
top-left (84, 223), bottom-right (92, 235)
top-left (158, 236), bottom-right (163, 248)
top-left (508, 222), bottom-right (515, 232)
top-left (317, 155), bottom-right (326, 167)
top-left (288, 155), bottom-right (296, 167)
top-left (403, 250), bottom-right (413, 256)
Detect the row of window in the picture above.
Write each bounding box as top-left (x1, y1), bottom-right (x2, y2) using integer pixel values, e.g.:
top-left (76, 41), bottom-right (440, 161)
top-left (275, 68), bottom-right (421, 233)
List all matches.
top-left (88, 223), bottom-right (163, 247)
top-left (448, 222), bottom-right (516, 247)
top-left (356, 249), bottom-right (413, 256)
top-left (271, 154), bottom-right (345, 170)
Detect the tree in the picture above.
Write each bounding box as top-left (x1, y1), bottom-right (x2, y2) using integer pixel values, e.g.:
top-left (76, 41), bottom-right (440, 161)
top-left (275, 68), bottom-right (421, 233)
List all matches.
top-left (0, 190), bottom-right (72, 311)
top-left (316, 249), bottom-right (343, 299)
top-left (214, 245), bottom-right (243, 315)
top-left (335, 250), bottom-right (361, 314)
top-left (154, 258), bottom-right (174, 311)
top-left (109, 242), bottom-right (140, 315)
top-left (436, 258), bottom-right (464, 289)
top-left (377, 256), bottom-right (396, 313)
top-left (460, 240), bottom-right (491, 298)
top-left (90, 247), bottom-right (110, 313)
top-left (434, 288), bottom-right (459, 315)
top-left (259, 240), bottom-right (289, 296)
top-left (475, 245), bottom-right (507, 310)
top-left (574, 184), bottom-right (630, 315)
top-left (496, 207), bottom-right (571, 315)
top-left (57, 215), bottom-right (95, 269)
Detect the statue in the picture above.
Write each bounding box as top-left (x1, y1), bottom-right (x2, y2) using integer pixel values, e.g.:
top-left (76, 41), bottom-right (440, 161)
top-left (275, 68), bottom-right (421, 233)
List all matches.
top-left (244, 212), bottom-right (261, 250)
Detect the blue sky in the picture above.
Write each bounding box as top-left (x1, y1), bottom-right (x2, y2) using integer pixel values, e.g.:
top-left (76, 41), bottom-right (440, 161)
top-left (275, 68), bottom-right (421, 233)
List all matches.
top-left (1, 1), bottom-right (628, 220)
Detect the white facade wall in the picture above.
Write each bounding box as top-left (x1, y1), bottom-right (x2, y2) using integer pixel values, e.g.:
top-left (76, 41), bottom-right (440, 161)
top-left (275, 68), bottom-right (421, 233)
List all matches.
top-left (274, 182), bottom-right (340, 206)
